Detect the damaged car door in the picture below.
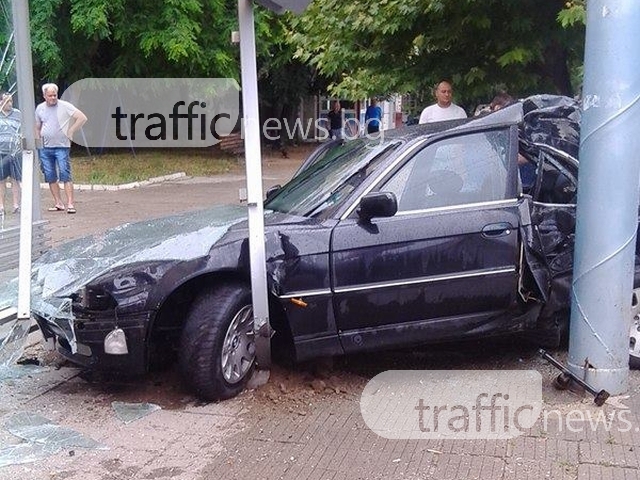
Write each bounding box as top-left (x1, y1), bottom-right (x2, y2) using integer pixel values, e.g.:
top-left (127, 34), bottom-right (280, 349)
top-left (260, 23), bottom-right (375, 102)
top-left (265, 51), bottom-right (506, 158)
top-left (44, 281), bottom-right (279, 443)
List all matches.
top-left (331, 126), bottom-right (524, 352)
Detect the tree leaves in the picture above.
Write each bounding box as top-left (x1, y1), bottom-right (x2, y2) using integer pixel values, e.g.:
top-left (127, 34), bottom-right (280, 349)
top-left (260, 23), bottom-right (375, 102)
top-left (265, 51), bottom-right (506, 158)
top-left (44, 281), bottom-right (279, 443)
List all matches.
top-left (291, 0), bottom-right (585, 106)
top-left (497, 47), bottom-right (537, 67)
top-left (558, 1), bottom-right (586, 28)
top-left (21, 0), bottom-right (585, 114)
top-left (69, 0), bottom-right (117, 39)
top-left (29, 0), bottom-right (237, 81)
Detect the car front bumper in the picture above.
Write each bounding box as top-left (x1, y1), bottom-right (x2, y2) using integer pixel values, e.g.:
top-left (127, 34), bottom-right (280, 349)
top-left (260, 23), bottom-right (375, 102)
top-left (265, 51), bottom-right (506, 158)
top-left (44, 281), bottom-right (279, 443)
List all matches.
top-left (33, 310), bottom-right (152, 374)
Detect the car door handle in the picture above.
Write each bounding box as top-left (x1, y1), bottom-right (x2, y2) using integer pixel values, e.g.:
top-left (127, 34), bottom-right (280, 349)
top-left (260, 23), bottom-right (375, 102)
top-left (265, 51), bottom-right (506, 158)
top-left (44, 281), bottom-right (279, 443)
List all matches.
top-left (482, 222), bottom-right (513, 237)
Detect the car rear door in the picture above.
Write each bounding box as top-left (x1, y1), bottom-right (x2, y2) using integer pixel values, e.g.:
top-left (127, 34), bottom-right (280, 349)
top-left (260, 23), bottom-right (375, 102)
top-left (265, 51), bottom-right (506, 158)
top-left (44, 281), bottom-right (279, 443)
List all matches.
top-left (330, 126), bottom-right (523, 352)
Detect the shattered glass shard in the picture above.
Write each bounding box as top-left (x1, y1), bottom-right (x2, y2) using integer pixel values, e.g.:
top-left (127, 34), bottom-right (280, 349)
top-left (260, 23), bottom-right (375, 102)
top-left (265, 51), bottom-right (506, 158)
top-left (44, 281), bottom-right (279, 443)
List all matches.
top-left (111, 401), bottom-right (161, 424)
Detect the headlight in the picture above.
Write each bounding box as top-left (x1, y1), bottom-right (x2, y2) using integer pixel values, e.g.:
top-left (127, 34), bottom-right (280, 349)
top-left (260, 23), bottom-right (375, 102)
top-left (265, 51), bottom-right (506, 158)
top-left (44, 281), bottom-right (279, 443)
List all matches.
top-left (79, 286), bottom-right (117, 311)
top-left (76, 261), bottom-right (174, 312)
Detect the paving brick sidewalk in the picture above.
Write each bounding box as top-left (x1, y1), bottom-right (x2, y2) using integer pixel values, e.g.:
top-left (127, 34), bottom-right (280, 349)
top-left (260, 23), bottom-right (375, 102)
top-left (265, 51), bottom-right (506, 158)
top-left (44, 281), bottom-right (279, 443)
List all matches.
top-left (197, 354), bottom-right (640, 480)
top-left (0, 349), bottom-right (637, 480)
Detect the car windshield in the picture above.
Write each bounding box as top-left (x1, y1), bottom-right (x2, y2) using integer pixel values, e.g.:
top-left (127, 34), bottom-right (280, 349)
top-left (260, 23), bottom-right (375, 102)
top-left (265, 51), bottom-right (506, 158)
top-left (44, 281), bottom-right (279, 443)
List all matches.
top-left (265, 138), bottom-right (400, 217)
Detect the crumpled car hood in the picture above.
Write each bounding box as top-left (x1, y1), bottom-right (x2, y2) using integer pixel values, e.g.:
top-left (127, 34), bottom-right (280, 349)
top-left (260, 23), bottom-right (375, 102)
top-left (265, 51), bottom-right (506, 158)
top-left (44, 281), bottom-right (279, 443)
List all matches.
top-left (0, 205), bottom-right (248, 309)
top-left (521, 94), bottom-right (581, 158)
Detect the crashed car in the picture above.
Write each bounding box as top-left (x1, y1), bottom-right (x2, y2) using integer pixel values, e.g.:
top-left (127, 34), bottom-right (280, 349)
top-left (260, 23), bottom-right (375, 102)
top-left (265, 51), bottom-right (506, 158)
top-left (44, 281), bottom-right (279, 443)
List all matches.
top-left (2, 95), bottom-right (637, 401)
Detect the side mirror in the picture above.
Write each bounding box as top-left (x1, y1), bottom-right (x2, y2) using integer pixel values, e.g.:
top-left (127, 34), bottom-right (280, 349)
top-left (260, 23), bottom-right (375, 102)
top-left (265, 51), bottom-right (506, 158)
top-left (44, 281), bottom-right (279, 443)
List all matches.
top-left (357, 192), bottom-right (398, 221)
top-left (265, 185), bottom-right (281, 201)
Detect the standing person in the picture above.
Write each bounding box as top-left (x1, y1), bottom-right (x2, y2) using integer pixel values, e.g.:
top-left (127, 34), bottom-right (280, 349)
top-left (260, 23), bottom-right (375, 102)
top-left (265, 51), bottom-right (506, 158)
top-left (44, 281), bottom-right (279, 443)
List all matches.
top-left (35, 83), bottom-right (87, 214)
top-left (418, 80), bottom-right (467, 124)
top-left (364, 97), bottom-right (383, 135)
top-left (0, 92), bottom-right (22, 215)
top-left (326, 100), bottom-right (343, 140)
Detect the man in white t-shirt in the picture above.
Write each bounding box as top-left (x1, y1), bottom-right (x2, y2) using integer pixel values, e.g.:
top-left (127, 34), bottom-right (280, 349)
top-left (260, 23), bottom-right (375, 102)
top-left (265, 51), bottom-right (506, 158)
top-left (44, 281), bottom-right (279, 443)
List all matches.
top-left (419, 80), bottom-right (467, 124)
top-left (35, 83), bottom-right (87, 214)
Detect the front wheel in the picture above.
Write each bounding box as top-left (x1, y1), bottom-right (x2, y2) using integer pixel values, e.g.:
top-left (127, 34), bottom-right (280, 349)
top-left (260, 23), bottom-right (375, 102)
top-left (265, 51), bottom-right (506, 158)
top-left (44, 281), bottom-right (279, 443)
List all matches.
top-left (179, 283), bottom-right (255, 401)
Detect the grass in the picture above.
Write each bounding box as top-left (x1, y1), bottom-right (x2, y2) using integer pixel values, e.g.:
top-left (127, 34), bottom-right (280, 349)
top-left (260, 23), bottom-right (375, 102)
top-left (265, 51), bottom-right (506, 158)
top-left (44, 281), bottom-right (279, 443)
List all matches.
top-left (70, 149), bottom-right (239, 185)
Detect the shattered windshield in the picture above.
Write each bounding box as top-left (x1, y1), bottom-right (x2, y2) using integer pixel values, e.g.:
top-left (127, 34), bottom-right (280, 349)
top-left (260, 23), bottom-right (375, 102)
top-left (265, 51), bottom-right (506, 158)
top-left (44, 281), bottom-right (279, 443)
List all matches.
top-left (265, 138), bottom-right (400, 217)
top-left (0, 205), bottom-right (247, 309)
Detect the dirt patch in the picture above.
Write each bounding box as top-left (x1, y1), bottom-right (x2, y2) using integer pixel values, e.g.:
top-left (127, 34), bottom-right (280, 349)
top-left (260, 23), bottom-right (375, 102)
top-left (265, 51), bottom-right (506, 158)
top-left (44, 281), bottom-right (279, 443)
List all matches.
top-left (245, 361), bottom-right (365, 417)
top-left (239, 338), bottom-right (592, 417)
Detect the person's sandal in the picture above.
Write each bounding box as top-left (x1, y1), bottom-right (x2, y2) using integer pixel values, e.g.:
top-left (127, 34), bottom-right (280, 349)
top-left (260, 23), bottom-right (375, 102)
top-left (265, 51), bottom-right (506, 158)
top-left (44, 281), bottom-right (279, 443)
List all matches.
top-left (66, 206), bottom-right (76, 214)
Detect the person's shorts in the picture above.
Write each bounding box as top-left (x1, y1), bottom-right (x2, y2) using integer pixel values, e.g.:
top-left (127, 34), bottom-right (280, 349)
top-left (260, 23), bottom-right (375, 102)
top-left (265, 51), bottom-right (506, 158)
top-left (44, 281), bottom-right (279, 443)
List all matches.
top-left (39, 147), bottom-right (72, 183)
top-left (0, 153), bottom-right (21, 182)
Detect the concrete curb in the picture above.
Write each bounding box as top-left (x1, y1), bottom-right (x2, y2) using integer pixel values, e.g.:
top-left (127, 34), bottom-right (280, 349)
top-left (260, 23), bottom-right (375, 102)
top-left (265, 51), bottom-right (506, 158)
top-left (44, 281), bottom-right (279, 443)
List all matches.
top-left (38, 172), bottom-right (187, 191)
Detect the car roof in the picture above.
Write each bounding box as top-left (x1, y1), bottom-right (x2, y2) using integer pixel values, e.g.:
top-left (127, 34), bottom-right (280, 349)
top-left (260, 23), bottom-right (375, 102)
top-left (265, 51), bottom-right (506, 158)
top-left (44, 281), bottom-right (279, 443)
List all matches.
top-left (385, 96), bottom-right (580, 161)
top-left (379, 101), bottom-right (524, 145)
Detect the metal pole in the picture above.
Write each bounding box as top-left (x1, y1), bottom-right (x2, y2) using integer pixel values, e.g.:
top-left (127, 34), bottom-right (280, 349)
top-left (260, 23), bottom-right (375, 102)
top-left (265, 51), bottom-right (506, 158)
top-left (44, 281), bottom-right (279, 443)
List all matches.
top-left (11, 0), bottom-right (39, 320)
top-left (569, 1), bottom-right (640, 394)
top-left (238, 0), bottom-right (271, 372)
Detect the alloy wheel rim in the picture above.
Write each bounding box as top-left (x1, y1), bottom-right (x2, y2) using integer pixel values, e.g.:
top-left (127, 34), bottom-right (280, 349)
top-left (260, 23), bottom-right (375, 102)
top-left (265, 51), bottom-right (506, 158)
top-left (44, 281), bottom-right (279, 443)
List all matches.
top-left (221, 305), bottom-right (255, 384)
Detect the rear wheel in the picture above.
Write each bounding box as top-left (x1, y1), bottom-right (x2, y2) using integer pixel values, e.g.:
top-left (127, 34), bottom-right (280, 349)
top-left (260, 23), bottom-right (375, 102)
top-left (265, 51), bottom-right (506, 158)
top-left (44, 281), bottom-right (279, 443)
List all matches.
top-left (179, 283), bottom-right (255, 401)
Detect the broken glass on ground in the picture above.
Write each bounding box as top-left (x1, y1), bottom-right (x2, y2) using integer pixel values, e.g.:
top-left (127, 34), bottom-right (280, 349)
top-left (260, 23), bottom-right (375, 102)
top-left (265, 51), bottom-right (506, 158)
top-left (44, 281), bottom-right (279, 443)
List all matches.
top-left (0, 364), bottom-right (49, 382)
top-left (0, 441), bottom-right (60, 468)
top-left (111, 401), bottom-right (161, 424)
top-left (0, 314), bottom-right (31, 370)
top-left (0, 412), bottom-right (107, 468)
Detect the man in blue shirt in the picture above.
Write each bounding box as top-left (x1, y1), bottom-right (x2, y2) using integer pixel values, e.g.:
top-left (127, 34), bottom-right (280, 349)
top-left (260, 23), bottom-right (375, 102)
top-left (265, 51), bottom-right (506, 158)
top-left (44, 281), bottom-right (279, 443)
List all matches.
top-left (365, 98), bottom-right (383, 135)
top-left (326, 100), bottom-right (343, 140)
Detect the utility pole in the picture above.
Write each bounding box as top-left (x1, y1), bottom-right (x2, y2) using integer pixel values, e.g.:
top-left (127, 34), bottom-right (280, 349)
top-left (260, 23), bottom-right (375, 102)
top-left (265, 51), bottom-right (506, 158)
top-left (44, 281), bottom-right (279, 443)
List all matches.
top-left (569, 1), bottom-right (640, 394)
top-left (11, 0), bottom-right (39, 321)
top-left (237, 0), bottom-right (313, 379)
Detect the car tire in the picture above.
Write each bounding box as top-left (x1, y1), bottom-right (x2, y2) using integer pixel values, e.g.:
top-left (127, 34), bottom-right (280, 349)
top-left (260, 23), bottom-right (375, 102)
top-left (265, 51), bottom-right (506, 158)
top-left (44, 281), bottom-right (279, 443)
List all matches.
top-left (179, 283), bottom-right (255, 401)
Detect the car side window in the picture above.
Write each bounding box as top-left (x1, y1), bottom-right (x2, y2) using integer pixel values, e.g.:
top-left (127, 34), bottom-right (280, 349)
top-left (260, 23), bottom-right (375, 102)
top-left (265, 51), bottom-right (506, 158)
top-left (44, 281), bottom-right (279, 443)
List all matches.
top-left (536, 154), bottom-right (578, 204)
top-left (382, 130), bottom-right (510, 211)
top-left (518, 152), bottom-right (537, 194)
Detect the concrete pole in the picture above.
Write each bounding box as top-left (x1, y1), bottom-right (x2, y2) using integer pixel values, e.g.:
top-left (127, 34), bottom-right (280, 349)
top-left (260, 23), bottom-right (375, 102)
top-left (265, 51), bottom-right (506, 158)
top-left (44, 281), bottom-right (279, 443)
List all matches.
top-left (238, 0), bottom-right (272, 371)
top-left (11, 0), bottom-right (39, 320)
top-left (568, 1), bottom-right (640, 394)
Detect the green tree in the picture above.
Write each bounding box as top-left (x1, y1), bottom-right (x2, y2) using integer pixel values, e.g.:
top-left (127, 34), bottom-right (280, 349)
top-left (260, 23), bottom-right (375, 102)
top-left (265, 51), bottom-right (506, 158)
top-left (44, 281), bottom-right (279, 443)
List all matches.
top-left (18, 0), bottom-right (325, 141)
top-left (0, 0), bottom-right (16, 92)
top-left (558, 1), bottom-right (586, 28)
top-left (291, 0), bottom-right (585, 106)
top-left (28, 0), bottom-right (239, 83)
top-left (257, 12), bottom-right (329, 144)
